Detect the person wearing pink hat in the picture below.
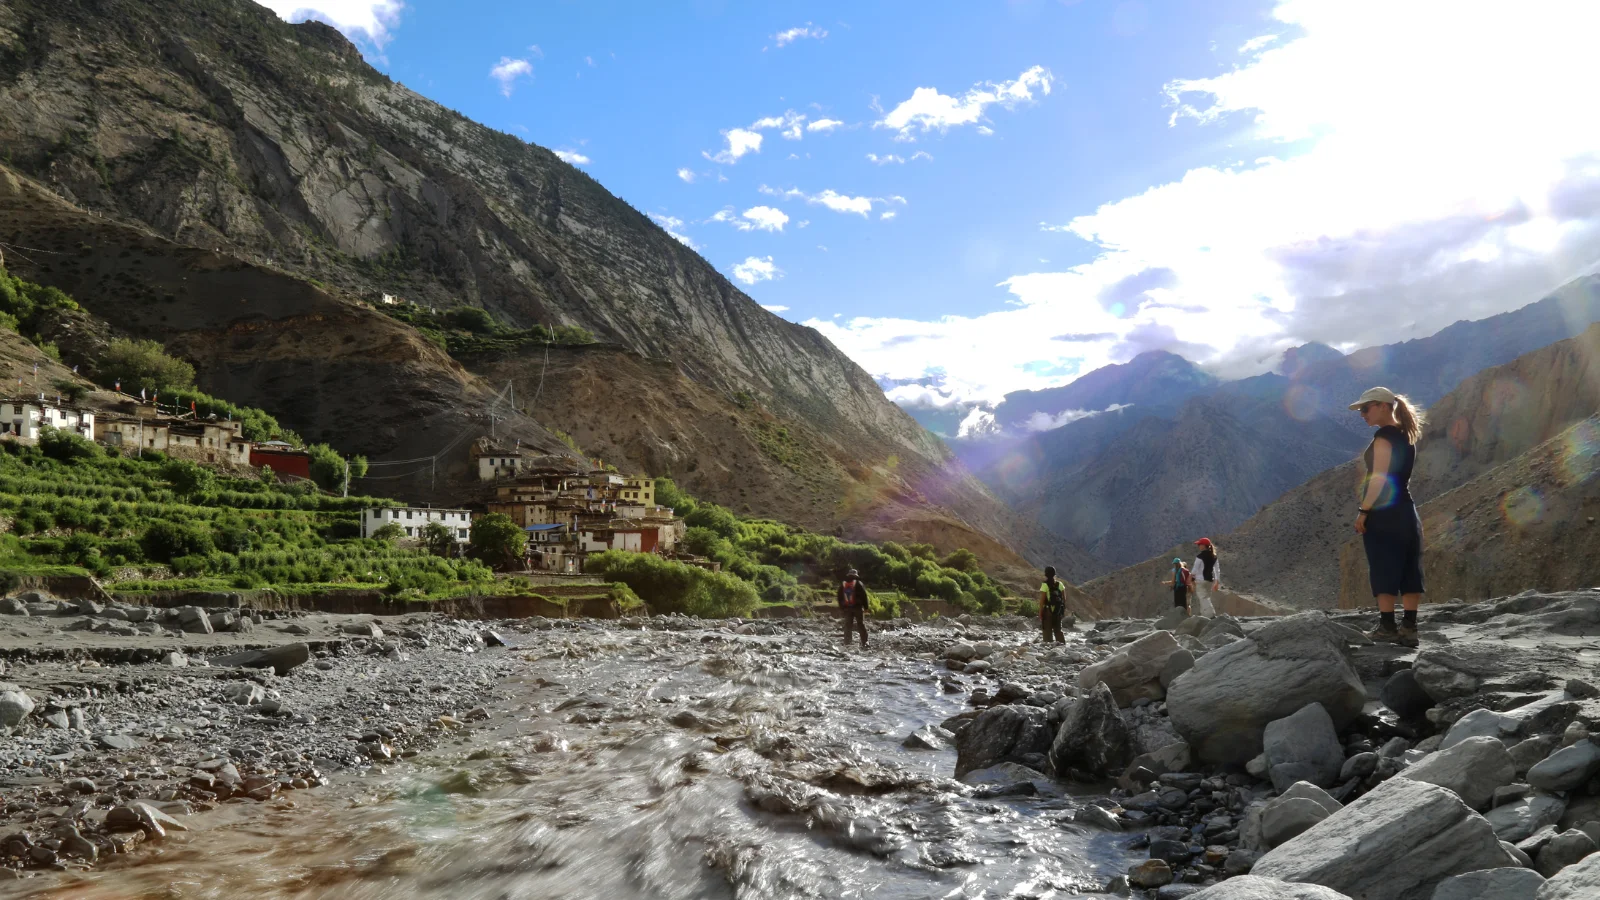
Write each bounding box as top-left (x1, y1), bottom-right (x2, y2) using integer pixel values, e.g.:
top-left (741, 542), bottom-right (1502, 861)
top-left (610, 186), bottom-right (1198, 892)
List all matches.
top-left (1350, 386), bottom-right (1428, 647)
top-left (1191, 538), bottom-right (1221, 616)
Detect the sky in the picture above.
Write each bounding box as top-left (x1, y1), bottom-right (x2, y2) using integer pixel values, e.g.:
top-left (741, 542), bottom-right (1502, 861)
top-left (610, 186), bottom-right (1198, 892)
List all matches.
top-left (261, 0), bottom-right (1600, 435)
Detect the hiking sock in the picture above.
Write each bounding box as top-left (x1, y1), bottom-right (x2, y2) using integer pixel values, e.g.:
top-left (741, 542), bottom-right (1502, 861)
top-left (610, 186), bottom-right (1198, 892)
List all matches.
top-left (1380, 611), bottom-right (1397, 629)
top-left (1401, 610), bottom-right (1417, 627)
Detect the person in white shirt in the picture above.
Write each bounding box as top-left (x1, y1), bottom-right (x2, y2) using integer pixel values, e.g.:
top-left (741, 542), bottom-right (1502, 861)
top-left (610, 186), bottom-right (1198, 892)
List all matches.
top-left (1191, 538), bottom-right (1222, 616)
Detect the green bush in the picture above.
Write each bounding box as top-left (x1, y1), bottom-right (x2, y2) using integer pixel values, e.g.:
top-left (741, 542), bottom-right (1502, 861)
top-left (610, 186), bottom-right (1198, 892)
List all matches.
top-left (39, 427), bottom-right (102, 462)
top-left (140, 521), bottom-right (215, 562)
top-left (469, 512), bottom-right (525, 568)
top-left (584, 550), bottom-right (757, 618)
top-left (99, 337), bottom-right (195, 392)
top-left (868, 589), bottom-right (903, 620)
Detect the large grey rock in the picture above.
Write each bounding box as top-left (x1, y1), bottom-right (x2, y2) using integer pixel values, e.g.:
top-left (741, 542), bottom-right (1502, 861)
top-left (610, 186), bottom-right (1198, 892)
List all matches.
top-left (1431, 867), bottom-right (1545, 900)
top-left (212, 643), bottom-right (311, 676)
top-left (1262, 797), bottom-right (1335, 849)
top-left (1401, 736), bottom-right (1517, 811)
top-left (1168, 613), bottom-right (1366, 765)
top-left (176, 606), bottom-right (213, 634)
top-left (1264, 703), bottom-right (1345, 791)
top-left (1185, 876), bottom-right (1352, 899)
top-left (0, 597), bottom-right (27, 615)
top-left (0, 690), bottom-right (34, 727)
top-left (903, 723), bottom-right (954, 751)
top-left (1160, 649), bottom-right (1196, 690)
top-left (1536, 829), bottom-right (1596, 878)
top-left (1487, 793), bottom-right (1567, 843)
top-left (1527, 740), bottom-right (1600, 793)
top-left (953, 704), bottom-right (1054, 778)
top-left (1253, 776), bottom-right (1516, 900)
top-left (1537, 850), bottom-right (1600, 898)
top-left (1050, 682), bottom-right (1131, 776)
top-left (1077, 630), bottom-right (1184, 706)
top-left (1441, 708), bottom-right (1524, 751)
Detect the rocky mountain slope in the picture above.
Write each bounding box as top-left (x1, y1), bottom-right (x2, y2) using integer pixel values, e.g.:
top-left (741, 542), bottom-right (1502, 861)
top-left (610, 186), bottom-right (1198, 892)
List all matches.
top-left (961, 276), bottom-right (1600, 571)
top-left (1084, 322), bottom-right (1600, 615)
top-left (0, 0), bottom-right (1080, 575)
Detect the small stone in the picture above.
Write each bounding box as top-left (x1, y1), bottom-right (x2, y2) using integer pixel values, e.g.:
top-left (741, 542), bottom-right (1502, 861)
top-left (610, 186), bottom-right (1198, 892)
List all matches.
top-left (1073, 804), bottom-right (1122, 831)
top-left (1128, 859), bottom-right (1173, 889)
top-left (0, 690), bottom-right (34, 727)
top-left (1566, 679), bottom-right (1600, 700)
top-left (95, 733), bottom-right (138, 750)
top-left (481, 630), bottom-right (507, 647)
top-left (63, 777), bottom-right (97, 794)
top-left (161, 651), bottom-right (187, 667)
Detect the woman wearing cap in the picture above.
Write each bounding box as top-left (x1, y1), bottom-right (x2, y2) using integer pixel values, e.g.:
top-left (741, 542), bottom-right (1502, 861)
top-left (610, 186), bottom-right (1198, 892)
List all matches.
top-left (1350, 386), bottom-right (1427, 647)
top-left (1191, 538), bottom-right (1221, 616)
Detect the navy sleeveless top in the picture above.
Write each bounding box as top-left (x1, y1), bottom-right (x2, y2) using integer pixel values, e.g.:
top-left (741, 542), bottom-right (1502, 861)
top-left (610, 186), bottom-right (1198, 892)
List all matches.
top-left (1362, 424), bottom-right (1415, 510)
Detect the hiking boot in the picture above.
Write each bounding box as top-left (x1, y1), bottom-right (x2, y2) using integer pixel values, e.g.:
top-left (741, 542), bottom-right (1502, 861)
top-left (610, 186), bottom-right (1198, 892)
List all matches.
top-left (1367, 623), bottom-right (1404, 644)
top-left (1396, 624), bottom-right (1420, 648)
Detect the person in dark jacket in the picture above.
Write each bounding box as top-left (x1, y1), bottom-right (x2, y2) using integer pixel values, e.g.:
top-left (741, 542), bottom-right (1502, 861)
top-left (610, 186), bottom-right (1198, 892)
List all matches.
top-left (1038, 565), bottom-right (1067, 643)
top-left (1350, 386), bottom-right (1428, 647)
top-left (837, 568), bottom-right (869, 647)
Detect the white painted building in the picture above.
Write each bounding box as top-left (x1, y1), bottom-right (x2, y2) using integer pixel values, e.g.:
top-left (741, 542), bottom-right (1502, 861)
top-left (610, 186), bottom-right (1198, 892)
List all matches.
top-left (360, 506), bottom-right (472, 542)
top-left (0, 398), bottom-right (95, 444)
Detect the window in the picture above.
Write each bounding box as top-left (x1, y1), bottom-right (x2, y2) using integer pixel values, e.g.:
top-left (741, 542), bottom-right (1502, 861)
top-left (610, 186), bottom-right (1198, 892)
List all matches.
top-left (457, 529), bottom-right (468, 539)
top-left (405, 510), bottom-right (413, 519)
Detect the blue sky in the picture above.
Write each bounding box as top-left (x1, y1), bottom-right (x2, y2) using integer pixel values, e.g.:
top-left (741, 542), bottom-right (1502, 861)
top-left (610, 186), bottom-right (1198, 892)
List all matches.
top-left (265, 1), bottom-right (1600, 435)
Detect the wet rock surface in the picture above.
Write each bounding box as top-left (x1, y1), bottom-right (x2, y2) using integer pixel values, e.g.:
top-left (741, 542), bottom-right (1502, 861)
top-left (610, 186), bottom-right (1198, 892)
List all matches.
top-left (1, 591), bottom-right (1599, 897)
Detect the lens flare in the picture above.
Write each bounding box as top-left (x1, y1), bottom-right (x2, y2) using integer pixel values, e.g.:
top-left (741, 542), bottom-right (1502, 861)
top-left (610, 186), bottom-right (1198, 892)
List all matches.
top-left (1501, 485), bottom-right (1544, 528)
top-left (1283, 383), bottom-right (1322, 422)
top-left (1558, 418), bottom-right (1600, 486)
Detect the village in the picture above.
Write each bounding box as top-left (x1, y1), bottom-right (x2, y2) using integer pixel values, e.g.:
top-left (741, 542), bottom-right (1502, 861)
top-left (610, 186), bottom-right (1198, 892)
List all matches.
top-left (0, 393), bottom-right (694, 578)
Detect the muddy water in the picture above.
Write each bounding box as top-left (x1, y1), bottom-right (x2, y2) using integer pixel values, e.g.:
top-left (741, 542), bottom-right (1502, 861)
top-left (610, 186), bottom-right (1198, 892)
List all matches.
top-left (21, 627), bottom-right (1134, 899)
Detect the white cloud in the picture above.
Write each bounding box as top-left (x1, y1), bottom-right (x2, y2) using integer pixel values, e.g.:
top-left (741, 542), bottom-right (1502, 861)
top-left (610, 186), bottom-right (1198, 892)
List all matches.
top-left (818, 0), bottom-right (1600, 408)
top-left (758, 184), bottom-right (807, 201)
top-left (1239, 34), bottom-right (1280, 53)
top-left (761, 304), bottom-right (790, 313)
top-left (677, 168), bottom-right (696, 183)
top-left (257, 0), bottom-right (403, 48)
top-left (703, 128), bottom-right (763, 164)
top-left (585, 55), bottom-right (596, 67)
top-left (710, 206), bottom-right (790, 232)
top-left (912, 151), bottom-right (933, 162)
top-left (553, 149), bottom-right (590, 165)
top-left (733, 256), bottom-right (782, 285)
top-left (649, 213), bottom-right (698, 249)
top-left (751, 110), bottom-right (807, 140)
top-left (490, 57), bottom-right (534, 97)
top-left (773, 24), bottom-right (828, 47)
top-left (877, 65), bottom-right (1054, 138)
top-left (867, 153), bottom-right (905, 165)
top-left (807, 118), bottom-right (845, 133)
top-left (761, 185), bottom-right (891, 217)
top-left (880, 211), bottom-right (897, 220)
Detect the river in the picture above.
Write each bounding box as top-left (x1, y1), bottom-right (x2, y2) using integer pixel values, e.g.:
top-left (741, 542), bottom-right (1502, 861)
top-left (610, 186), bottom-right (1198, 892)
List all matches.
top-left (17, 622), bottom-right (1135, 899)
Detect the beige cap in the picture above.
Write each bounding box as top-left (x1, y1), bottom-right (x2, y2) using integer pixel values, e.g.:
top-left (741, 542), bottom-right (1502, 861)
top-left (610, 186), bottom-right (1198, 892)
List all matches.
top-left (1348, 386), bottom-right (1398, 410)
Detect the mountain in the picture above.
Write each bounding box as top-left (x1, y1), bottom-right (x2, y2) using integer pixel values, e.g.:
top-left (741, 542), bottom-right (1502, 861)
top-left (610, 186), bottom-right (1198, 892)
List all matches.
top-left (961, 276), bottom-right (1600, 569)
top-left (1083, 321), bottom-right (1600, 615)
top-left (0, 0), bottom-right (1085, 580)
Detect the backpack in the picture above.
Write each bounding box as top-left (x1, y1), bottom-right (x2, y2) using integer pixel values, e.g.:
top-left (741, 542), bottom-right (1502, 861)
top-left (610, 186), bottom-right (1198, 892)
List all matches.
top-left (1176, 565), bottom-right (1194, 590)
top-left (841, 579), bottom-right (864, 607)
top-left (1044, 579), bottom-right (1066, 613)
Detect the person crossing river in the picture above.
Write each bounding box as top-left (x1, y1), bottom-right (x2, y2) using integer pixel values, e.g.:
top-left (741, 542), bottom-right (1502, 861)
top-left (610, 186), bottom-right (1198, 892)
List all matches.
top-left (1038, 566), bottom-right (1068, 643)
top-left (836, 568), bottom-right (869, 648)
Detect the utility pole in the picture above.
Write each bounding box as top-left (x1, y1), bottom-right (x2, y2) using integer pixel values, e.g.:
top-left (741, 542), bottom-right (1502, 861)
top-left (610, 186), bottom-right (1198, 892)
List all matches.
top-left (342, 458), bottom-right (349, 498)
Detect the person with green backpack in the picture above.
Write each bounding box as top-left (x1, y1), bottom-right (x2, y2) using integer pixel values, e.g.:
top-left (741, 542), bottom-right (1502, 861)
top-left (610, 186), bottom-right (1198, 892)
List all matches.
top-left (1038, 565), bottom-right (1068, 643)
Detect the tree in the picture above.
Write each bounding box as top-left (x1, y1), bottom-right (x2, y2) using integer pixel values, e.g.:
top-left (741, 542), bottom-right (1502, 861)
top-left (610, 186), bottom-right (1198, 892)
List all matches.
top-left (421, 521), bottom-right (456, 557)
top-left (99, 338), bottom-right (195, 393)
top-left (940, 548), bottom-right (980, 573)
top-left (445, 306), bottom-right (498, 333)
top-left (38, 426), bottom-right (101, 462)
top-left (372, 522), bottom-right (404, 543)
top-left (140, 521), bottom-right (214, 563)
top-left (469, 513), bottom-right (525, 569)
top-left (162, 459), bottom-right (214, 497)
top-left (306, 444), bottom-right (347, 492)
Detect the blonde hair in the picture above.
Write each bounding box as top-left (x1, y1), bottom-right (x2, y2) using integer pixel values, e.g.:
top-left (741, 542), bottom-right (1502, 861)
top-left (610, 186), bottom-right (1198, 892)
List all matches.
top-left (1393, 394), bottom-right (1425, 444)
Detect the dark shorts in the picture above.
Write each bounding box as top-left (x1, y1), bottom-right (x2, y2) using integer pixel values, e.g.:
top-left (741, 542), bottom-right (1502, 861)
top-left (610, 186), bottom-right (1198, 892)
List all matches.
top-left (1363, 504), bottom-right (1425, 596)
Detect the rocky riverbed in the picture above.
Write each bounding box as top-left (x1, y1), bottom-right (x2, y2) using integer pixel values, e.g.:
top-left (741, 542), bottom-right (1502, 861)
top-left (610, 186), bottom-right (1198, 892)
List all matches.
top-left (0, 591), bottom-right (1598, 899)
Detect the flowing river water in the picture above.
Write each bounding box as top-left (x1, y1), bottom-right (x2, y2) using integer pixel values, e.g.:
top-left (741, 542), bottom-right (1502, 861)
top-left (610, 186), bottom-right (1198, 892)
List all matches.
top-left (15, 623), bottom-right (1136, 900)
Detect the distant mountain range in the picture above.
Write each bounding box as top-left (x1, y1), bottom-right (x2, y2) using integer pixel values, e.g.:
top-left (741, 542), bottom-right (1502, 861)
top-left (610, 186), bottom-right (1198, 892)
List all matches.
top-left (945, 275), bottom-right (1600, 571)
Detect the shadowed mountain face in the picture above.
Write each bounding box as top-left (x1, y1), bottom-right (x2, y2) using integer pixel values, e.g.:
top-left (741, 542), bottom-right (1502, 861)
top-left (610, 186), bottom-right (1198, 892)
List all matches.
top-left (1084, 321), bottom-right (1600, 616)
top-left (0, 0), bottom-right (1094, 577)
top-left (956, 277), bottom-right (1600, 572)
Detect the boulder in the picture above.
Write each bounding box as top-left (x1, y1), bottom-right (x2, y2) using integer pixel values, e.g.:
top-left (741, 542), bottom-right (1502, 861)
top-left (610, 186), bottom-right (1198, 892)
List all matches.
top-left (176, 606), bottom-right (213, 634)
top-left (1486, 792), bottom-right (1567, 843)
top-left (1527, 740), bottom-right (1600, 793)
top-left (1512, 736), bottom-right (1564, 778)
top-left (961, 762), bottom-right (1049, 791)
top-left (160, 651), bottom-right (187, 667)
top-left (1431, 868), bottom-right (1546, 900)
top-left (1400, 736), bottom-right (1517, 811)
top-left (1441, 708), bottom-right (1523, 751)
top-left (1185, 877), bottom-right (1353, 899)
top-left (1264, 703), bottom-right (1345, 791)
top-left (222, 682), bottom-right (266, 705)
top-left (1077, 630), bottom-right (1184, 706)
top-left (1161, 650), bottom-right (1196, 690)
top-left (1536, 829), bottom-right (1597, 878)
top-left (1049, 683), bottom-right (1131, 777)
top-left (1262, 798), bottom-right (1335, 849)
top-left (1381, 669), bottom-right (1435, 720)
top-left (953, 704), bottom-right (1054, 778)
top-left (1129, 859), bottom-right (1173, 888)
top-left (1168, 613), bottom-right (1366, 765)
top-left (903, 723), bottom-right (954, 751)
top-left (211, 642), bottom-right (311, 675)
top-left (1252, 777), bottom-right (1516, 900)
top-left (0, 690), bottom-right (34, 727)
top-left (0, 597), bottom-right (27, 615)
top-left (1538, 850), bottom-right (1600, 898)
top-left (1123, 741), bottom-right (1192, 782)
top-left (342, 621), bottom-right (384, 638)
